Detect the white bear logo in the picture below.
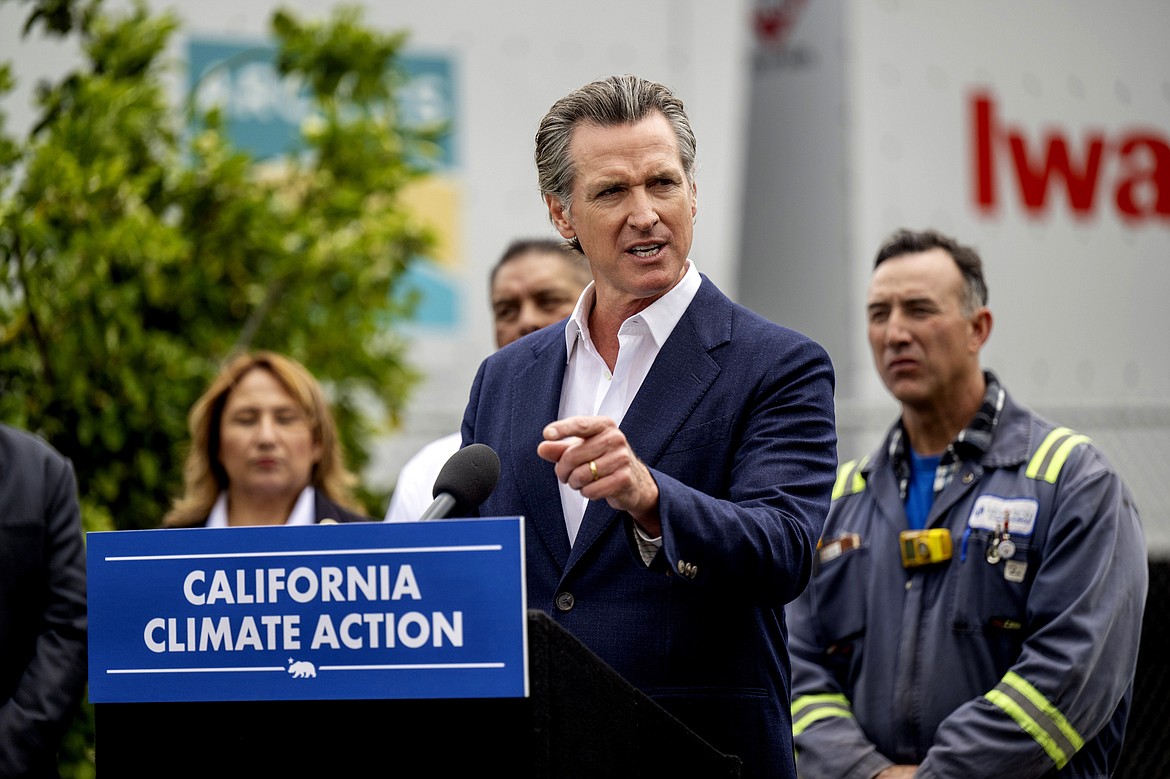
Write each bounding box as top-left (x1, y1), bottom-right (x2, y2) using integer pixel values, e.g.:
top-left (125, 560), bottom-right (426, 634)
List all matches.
top-left (287, 658), bottom-right (317, 679)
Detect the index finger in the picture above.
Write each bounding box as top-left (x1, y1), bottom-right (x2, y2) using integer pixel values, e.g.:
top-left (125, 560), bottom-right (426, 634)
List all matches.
top-left (543, 415), bottom-right (611, 441)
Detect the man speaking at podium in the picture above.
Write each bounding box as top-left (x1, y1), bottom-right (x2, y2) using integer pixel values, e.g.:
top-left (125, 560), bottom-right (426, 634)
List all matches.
top-left (461, 74), bottom-right (837, 778)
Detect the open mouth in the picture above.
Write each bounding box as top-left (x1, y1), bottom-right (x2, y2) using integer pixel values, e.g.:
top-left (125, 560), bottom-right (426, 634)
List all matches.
top-left (629, 243), bottom-right (664, 258)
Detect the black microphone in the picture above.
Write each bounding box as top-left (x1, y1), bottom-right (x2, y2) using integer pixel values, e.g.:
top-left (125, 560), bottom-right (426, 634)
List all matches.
top-left (418, 443), bottom-right (501, 520)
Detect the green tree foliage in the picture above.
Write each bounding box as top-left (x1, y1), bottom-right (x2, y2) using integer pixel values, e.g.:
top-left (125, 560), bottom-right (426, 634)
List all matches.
top-left (1, 0), bottom-right (438, 531)
top-left (1, 1), bottom-right (439, 772)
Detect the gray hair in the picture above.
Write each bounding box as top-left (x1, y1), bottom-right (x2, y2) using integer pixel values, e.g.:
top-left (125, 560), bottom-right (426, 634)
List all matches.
top-left (534, 74), bottom-right (697, 220)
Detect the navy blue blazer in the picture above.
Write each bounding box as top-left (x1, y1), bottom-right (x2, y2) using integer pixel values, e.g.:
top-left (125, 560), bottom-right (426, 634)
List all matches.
top-left (462, 276), bottom-right (837, 778)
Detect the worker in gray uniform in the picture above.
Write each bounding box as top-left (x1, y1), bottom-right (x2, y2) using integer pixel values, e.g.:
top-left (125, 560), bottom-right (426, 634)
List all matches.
top-left (788, 228), bottom-right (1147, 779)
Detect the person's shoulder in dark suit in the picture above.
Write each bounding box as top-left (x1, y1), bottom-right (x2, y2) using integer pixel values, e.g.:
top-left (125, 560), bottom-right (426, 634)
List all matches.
top-left (314, 490), bottom-right (374, 523)
top-left (0, 423), bottom-right (88, 778)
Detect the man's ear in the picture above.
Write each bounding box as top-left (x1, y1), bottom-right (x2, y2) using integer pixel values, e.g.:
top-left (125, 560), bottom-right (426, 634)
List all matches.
top-left (545, 193), bottom-right (576, 240)
top-left (970, 307), bottom-right (993, 352)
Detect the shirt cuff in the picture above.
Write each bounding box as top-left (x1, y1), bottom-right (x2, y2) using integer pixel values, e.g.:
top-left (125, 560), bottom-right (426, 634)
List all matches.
top-left (632, 523), bottom-right (663, 567)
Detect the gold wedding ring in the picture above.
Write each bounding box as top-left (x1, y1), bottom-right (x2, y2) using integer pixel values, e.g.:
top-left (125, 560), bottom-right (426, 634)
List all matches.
top-left (589, 460), bottom-right (600, 482)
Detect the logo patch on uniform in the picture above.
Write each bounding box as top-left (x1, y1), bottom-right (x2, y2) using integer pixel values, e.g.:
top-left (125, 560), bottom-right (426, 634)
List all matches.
top-left (1003, 560), bottom-right (1027, 582)
top-left (968, 496), bottom-right (1038, 536)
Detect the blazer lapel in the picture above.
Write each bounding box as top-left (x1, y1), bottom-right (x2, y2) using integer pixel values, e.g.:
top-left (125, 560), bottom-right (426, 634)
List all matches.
top-left (507, 330), bottom-right (573, 568)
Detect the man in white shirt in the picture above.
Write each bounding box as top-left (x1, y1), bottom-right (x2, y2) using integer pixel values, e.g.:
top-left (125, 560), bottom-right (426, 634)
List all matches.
top-left (384, 239), bottom-right (590, 520)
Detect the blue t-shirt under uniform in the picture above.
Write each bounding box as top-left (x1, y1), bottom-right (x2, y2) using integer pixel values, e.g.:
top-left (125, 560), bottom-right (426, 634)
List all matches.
top-left (906, 449), bottom-right (941, 530)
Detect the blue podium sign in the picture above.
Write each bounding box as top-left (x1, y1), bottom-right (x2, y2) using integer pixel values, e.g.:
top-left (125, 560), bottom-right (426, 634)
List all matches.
top-left (87, 518), bottom-right (527, 704)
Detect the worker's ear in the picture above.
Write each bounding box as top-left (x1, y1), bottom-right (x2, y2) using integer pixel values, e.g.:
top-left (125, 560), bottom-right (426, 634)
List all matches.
top-left (970, 306), bottom-right (992, 352)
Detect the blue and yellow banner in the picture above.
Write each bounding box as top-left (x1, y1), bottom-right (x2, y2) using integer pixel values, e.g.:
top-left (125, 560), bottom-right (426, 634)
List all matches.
top-left (87, 519), bottom-right (527, 703)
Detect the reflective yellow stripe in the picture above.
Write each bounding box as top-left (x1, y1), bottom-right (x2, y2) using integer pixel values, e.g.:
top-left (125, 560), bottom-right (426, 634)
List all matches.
top-left (985, 671), bottom-right (1084, 769)
top-left (831, 458), bottom-right (868, 500)
top-left (1026, 427), bottom-right (1071, 479)
top-left (831, 461), bottom-right (856, 500)
top-left (1026, 428), bottom-right (1091, 484)
top-left (791, 693), bottom-right (853, 736)
top-left (792, 693), bottom-right (849, 717)
top-left (1041, 433), bottom-right (1091, 483)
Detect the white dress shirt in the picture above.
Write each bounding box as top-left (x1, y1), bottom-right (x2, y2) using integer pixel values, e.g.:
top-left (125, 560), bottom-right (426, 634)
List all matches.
top-left (206, 485), bottom-right (317, 527)
top-left (557, 259), bottom-right (701, 547)
top-left (383, 432), bottom-right (462, 521)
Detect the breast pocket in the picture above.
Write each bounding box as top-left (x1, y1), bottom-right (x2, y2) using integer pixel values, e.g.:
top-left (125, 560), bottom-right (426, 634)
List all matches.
top-left (809, 544), bottom-right (870, 647)
top-left (656, 413), bottom-right (736, 490)
top-left (949, 529), bottom-right (1036, 653)
top-left (661, 412), bottom-right (735, 456)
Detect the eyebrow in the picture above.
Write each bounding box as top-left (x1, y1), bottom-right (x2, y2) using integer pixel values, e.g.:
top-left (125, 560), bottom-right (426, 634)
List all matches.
top-left (585, 177), bottom-right (625, 195)
top-left (868, 293), bottom-right (935, 307)
top-left (587, 165), bottom-right (681, 193)
top-left (227, 402), bottom-right (302, 414)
